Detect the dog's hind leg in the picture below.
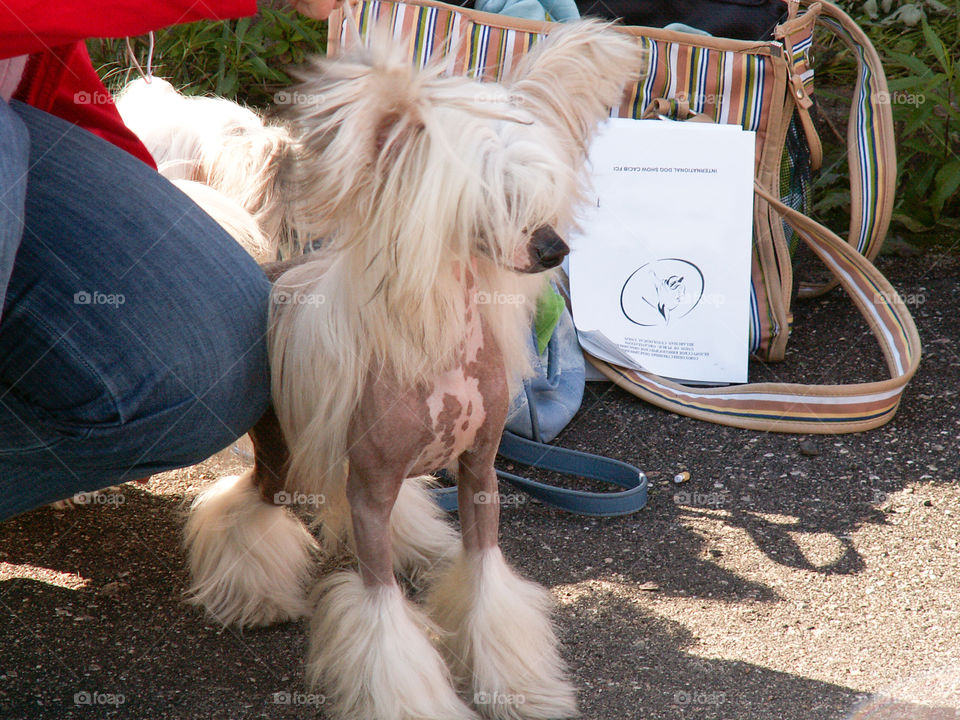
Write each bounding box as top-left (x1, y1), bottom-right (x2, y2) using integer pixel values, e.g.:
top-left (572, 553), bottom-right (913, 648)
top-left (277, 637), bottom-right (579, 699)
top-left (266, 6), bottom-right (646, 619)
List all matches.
top-left (307, 460), bottom-right (476, 720)
top-left (183, 406), bottom-right (317, 627)
top-left (427, 446), bottom-right (578, 720)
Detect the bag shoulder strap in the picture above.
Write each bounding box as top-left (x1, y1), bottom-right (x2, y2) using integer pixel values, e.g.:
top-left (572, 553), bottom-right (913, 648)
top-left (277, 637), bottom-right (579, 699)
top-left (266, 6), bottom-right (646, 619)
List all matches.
top-left (798, 0), bottom-right (897, 298)
top-left (431, 432), bottom-right (648, 516)
top-left (589, 182), bottom-right (921, 434)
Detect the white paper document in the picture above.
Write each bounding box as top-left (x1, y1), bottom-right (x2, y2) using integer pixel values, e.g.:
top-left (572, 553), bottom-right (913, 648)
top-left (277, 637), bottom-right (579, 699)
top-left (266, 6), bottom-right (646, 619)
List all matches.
top-left (569, 118), bottom-right (756, 384)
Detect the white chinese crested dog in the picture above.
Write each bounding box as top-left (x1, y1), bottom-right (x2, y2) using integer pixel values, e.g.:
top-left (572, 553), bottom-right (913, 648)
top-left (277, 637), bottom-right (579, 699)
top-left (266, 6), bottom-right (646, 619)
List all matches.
top-left (126, 19), bottom-right (642, 720)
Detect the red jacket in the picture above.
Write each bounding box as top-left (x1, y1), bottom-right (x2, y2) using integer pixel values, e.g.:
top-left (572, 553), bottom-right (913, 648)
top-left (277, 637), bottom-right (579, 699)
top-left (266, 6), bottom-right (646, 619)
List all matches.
top-left (1, 1), bottom-right (257, 166)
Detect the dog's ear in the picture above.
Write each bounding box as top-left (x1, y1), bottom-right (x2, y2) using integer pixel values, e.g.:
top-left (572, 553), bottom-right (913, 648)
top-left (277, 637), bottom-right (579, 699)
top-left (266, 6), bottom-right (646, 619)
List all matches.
top-left (277, 34), bottom-right (432, 231)
top-left (507, 20), bottom-right (646, 152)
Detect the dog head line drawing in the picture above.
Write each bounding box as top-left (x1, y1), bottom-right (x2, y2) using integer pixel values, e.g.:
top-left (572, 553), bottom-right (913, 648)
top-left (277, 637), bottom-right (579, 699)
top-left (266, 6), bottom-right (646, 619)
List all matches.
top-left (621, 258), bottom-right (704, 327)
top-left (645, 270), bottom-right (686, 323)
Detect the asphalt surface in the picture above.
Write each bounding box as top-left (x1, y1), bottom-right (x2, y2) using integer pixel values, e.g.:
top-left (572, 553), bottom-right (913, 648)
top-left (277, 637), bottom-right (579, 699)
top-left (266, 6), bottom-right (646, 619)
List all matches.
top-left (2, 243), bottom-right (960, 720)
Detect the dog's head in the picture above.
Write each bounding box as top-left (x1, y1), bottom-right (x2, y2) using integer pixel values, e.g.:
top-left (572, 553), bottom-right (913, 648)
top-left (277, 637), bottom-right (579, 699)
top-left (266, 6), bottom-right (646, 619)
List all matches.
top-left (281, 20), bottom-right (643, 291)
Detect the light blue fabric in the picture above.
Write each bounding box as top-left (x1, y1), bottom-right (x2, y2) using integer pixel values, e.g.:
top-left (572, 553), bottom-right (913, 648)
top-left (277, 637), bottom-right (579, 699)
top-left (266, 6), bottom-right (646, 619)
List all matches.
top-left (662, 22), bottom-right (713, 36)
top-left (505, 302), bottom-right (584, 444)
top-left (475, 0), bottom-right (579, 23)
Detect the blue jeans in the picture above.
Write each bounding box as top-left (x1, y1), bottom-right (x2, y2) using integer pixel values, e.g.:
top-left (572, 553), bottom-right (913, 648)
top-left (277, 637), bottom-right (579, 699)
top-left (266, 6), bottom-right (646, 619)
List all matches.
top-left (0, 100), bottom-right (271, 519)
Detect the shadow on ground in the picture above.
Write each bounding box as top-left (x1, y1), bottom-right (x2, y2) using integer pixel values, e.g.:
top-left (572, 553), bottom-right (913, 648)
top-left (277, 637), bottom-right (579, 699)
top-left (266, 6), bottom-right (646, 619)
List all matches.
top-left (2, 253), bottom-right (959, 719)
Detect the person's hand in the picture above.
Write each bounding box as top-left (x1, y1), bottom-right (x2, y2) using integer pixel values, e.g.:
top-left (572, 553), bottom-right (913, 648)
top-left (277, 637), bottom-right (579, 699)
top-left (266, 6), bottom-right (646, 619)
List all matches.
top-left (290, 0), bottom-right (340, 20)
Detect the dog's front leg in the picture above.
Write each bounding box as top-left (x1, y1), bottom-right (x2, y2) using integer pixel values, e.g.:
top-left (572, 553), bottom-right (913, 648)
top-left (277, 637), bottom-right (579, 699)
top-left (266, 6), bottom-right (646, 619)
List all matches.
top-left (306, 459), bottom-right (476, 720)
top-left (429, 441), bottom-right (579, 720)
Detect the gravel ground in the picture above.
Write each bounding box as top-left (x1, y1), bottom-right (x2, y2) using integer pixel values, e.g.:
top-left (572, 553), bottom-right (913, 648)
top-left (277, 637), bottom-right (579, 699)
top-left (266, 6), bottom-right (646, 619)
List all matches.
top-left (2, 247), bottom-right (960, 720)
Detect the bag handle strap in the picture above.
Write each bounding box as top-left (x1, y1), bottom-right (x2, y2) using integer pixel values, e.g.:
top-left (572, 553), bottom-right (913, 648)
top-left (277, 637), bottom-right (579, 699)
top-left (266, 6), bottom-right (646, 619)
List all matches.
top-left (798, 0), bottom-right (898, 298)
top-left (588, 182), bottom-right (921, 434)
top-left (431, 432), bottom-right (648, 516)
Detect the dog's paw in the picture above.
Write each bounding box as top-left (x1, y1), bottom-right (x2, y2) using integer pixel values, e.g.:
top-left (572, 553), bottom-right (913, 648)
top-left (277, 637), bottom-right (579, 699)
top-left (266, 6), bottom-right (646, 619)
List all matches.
top-left (307, 571), bottom-right (478, 720)
top-left (428, 548), bottom-right (578, 720)
top-left (184, 473), bottom-right (318, 627)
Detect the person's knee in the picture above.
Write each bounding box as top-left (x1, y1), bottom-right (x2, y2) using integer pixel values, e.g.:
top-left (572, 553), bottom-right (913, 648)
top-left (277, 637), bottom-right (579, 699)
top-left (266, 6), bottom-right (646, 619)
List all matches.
top-left (63, 273), bottom-right (273, 474)
top-left (134, 278), bottom-right (273, 467)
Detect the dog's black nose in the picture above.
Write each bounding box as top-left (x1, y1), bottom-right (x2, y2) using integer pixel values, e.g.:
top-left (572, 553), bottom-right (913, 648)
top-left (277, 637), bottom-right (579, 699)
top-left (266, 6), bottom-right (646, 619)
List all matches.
top-left (530, 225), bottom-right (569, 270)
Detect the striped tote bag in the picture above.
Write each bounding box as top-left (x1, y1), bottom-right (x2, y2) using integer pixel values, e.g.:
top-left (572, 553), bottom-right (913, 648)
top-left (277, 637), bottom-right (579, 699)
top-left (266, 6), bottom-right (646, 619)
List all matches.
top-left (326, 0), bottom-right (920, 433)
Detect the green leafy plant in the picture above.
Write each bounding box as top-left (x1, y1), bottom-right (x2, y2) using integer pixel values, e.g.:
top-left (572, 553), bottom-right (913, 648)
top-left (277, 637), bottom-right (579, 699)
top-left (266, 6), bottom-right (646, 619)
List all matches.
top-left (88, 9), bottom-right (326, 106)
top-left (885, 19), bottom-right (960, 228)
top-left (814, 3), bottom-right (959, 231)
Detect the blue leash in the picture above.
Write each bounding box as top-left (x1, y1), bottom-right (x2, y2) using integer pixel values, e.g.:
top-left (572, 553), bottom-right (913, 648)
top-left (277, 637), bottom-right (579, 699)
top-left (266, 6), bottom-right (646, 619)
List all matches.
top-left (431, 431), bottom-right (648, 517)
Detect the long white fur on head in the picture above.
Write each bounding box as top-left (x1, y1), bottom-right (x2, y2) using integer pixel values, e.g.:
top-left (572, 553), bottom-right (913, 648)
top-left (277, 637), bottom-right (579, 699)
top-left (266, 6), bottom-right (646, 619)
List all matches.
top-left (507, 20), bottom-right (647, 157)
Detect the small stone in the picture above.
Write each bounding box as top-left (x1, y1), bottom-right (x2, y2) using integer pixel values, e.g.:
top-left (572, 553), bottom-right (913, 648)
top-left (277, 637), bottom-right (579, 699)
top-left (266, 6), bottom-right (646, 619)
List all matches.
top-left (709, 549), bottom-right (722, 558)
top-left (799, 438), bottom-right (819, 456)
top-left (101, 581), bottom-right (128, 596)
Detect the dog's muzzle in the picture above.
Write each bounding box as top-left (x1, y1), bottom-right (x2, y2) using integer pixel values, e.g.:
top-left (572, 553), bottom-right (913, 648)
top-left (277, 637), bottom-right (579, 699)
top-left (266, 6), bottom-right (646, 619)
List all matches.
top-left (523, 226), bottom-right (569, 273)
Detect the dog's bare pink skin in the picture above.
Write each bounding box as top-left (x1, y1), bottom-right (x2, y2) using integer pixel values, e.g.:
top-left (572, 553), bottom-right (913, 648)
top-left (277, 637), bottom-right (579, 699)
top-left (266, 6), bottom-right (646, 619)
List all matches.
top-left (247, 261), bottom-right (508, 587)
top-left (341, 264), bottom-right (506, 587)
